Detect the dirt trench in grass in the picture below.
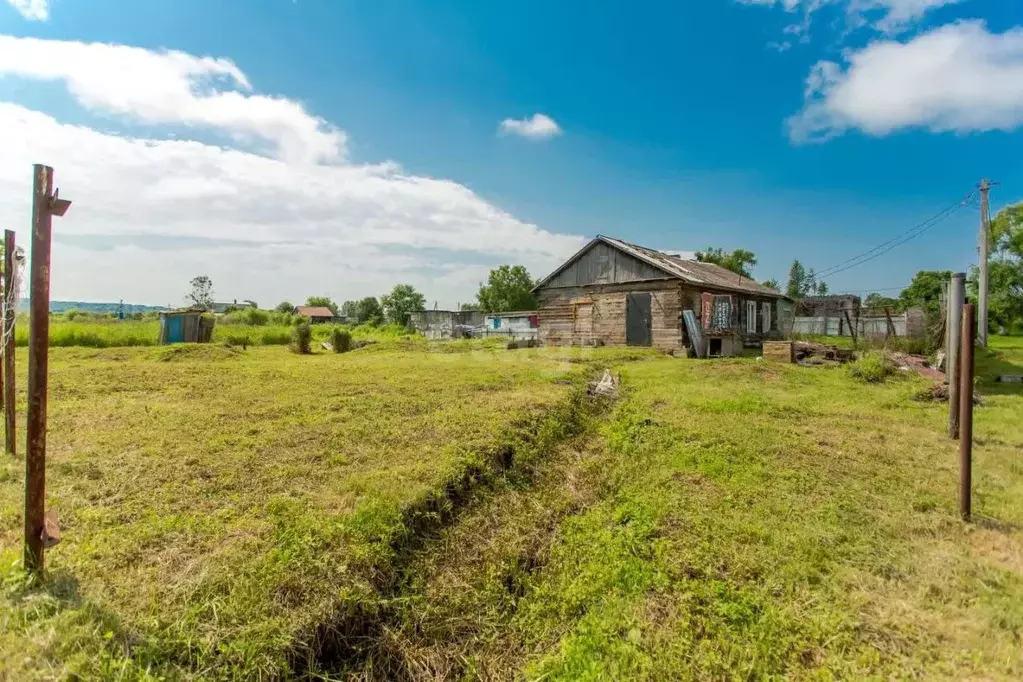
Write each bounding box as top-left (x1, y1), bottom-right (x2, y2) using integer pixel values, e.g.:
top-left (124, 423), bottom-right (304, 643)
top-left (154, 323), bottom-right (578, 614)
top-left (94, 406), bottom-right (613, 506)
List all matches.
top-left (305, 384), bottom-right (617, 680)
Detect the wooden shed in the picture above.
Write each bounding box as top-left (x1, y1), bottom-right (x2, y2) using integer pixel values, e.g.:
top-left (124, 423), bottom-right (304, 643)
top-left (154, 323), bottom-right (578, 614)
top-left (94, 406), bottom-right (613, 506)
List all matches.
top-left (159, 310), bottom-right (215, 344)
top-left (533, 235), bottom-right (789, 357)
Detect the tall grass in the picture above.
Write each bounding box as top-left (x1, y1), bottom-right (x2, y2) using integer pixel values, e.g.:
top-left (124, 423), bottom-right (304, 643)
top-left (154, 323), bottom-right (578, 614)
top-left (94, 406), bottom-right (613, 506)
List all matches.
top-left (14, 318), bottom-right (422, 349)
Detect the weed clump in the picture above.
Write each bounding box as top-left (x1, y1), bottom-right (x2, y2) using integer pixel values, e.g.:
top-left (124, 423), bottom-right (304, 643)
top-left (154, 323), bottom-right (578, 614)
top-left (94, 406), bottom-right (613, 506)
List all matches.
top-left (292, 321), bottom-right (312, 354)
top-left (848, 352), bottom-right (897, 383)
top-left (330, 327), bottom-right (353, 353)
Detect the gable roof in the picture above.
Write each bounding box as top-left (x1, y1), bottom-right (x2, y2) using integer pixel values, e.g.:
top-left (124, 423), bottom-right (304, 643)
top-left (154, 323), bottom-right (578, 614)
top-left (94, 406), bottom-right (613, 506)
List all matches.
top-left (536, 235), bottom-right (786, 299)
top-left (295, 306), bottom-right (335, 318)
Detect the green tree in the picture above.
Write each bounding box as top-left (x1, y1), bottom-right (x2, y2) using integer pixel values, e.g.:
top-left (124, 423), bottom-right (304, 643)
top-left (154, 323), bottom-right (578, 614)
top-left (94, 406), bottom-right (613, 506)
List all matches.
top-left (305, 296), bottom-right (339, 317)
top-left (970, 201), bottom-right (1023, 332)
top-left (382, 284), bottom-right (426, 327)
top-left (695, 247), bottom-right (758, 279)
top-left (864, 292), bottom-right (900, 311)
top-left (762, 278), bottom-right (780, 291)
top-left (786, 260), bottom-right (807, 298)
top-left (459, 302), bottom-right (479, 311)
top-left (188, 275), bottom-right (214, 309)
top-left (340, 300), bottom-right (358, 320)
top-left (353, 297), bottom-right (383, 325)
top-left (476, 265), bottom-right (538, 313)
top-left (274, 301), bottom-right (294, 313)
top-left (900, 270), bottom-right (951, 325)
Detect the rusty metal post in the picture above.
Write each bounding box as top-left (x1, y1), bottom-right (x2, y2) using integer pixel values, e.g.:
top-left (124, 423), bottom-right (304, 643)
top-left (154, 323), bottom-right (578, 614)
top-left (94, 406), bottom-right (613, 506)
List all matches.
top-left (24, 165), bottom-right (70, 575)
top-left (4, 230), bottom-right (15, 456)
top-left (958, 303), bottom-right (975, 522)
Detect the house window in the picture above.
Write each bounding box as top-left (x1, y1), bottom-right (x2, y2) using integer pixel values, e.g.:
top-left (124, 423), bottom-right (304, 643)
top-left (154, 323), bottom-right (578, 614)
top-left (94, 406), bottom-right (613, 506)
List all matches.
top-left (745, 300), bottom-right (757, 334)
top-left (762, 302), bottom-right (772, 333)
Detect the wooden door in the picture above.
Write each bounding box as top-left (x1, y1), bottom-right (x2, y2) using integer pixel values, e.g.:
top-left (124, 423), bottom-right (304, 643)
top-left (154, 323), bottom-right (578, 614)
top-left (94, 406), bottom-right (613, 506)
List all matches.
top-left (626, 292), bottom-right (652, 346)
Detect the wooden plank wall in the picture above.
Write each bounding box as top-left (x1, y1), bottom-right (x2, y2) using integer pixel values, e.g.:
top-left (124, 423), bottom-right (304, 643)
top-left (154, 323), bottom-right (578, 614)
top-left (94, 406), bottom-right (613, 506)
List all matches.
top-left (538, 280), bottom-right (682, 351)
top-left (544, 240), bottom-right (673, 289)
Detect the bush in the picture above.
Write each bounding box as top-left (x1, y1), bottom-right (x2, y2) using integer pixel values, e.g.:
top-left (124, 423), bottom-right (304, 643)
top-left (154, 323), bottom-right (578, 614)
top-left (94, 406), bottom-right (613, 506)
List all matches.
top-left (329, 327), bottom-right (352, 353)
top-left (291, 321), bottom-right (312, 354)
top-left (222, 308), bottom-right (270, 326)
top-left (848, 352), bottom-right (897, 383)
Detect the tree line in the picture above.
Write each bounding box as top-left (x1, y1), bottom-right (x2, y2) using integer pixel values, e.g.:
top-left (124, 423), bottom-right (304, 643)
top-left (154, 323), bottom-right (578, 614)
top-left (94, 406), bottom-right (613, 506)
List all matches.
top-left (186, 264), bottom-right (543, 328)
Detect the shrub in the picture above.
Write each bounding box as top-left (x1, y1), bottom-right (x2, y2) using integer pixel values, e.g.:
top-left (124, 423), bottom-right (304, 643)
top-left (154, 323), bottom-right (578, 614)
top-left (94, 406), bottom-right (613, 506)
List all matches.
top-left (848, 352), bottom-right (897, 383)
top-left (329, 327), bottom-right (352, 353)
top-left (291, 321), bottom-right (312, 354)
top-left (222, 308), bottom-right (270, 326)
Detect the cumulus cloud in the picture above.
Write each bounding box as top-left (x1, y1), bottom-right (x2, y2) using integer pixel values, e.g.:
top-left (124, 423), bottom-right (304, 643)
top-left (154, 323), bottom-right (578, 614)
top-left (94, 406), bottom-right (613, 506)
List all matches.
top-left (787, 21), bottom-right (1023, 142)
top-left (0, 103), bottom-right (584, 306)
top-left (6, 0), bottom-right (48, 20)
top-left (0, 35), bottom-right (345, 163)
top-left (498, 113), bottom-right (562, 140)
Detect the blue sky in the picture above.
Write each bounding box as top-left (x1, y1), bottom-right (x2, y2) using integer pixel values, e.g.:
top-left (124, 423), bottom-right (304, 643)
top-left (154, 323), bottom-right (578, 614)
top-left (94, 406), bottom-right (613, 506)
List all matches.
top-left (0, 0), bottom-right (1020, 306)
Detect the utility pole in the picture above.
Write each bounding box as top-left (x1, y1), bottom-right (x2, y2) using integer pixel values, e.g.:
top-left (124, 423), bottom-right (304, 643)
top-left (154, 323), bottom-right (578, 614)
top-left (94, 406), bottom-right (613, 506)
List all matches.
top-left (24, 165), bottom-right (71, 575)
top-left (947, 272), bottom-right (965, 439)
top-left (958, 303), bottom-right (976, 522)
top-left (978, 179), bottom-right (991, 348)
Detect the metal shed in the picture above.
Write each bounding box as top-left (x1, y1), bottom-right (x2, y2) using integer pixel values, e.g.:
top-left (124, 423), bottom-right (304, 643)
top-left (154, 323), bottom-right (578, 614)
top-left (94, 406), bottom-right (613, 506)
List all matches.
top-left (159, 310), bottom-right (215, 344)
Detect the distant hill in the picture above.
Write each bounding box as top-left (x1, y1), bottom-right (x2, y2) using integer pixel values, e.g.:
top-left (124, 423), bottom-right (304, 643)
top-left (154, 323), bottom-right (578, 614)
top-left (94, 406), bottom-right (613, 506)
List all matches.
top-left (18, 300), bottom-right (168, 314)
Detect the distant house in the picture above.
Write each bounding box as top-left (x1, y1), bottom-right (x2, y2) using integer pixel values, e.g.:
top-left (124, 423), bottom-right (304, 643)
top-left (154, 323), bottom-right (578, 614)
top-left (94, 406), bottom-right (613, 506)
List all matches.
top-left (409, 310), bottom-right (484, 339)
top-left (294, 306), bottom-right (336, 324)
top-left (483, 311), bottom-right (539, 341)
top-left (211, 300), bottom-right (256, 314)
top-left (533, 235), bottom-right (788, 357)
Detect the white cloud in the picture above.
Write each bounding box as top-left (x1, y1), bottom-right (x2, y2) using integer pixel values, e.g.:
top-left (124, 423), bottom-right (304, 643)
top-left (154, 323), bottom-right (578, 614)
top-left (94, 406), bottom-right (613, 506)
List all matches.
top-left (737, 0), bottom-right (961, 37)
top-left (0, 103), bottom-right (584, 307)
top-left (6, 0), bottom-right (48, 21)
top-left (0, 35), bottom-right (345, 163)
top-left (788, 21), bottom-right (1023, 142)
top-left (498, 113), bottom-right (562, 140)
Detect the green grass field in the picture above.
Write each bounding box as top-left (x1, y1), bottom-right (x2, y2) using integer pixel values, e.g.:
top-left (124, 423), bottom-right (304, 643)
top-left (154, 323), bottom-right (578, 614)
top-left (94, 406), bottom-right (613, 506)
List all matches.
top-left (1, 338), bottom-right (1021, 680)
top-left (13, 319), bottom-right (417, 349)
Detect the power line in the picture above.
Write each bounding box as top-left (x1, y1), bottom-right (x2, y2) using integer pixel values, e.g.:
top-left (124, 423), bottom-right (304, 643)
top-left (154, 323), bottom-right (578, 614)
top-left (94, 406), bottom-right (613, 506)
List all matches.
top-left (813, 191), bottom-right (974, 280)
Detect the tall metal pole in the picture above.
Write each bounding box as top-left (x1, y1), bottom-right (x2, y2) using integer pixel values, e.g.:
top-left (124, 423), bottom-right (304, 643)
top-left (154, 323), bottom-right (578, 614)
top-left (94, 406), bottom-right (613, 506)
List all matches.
top-left (947, 272), bottom-right (965, 439)
top-left (958, 303), bottom-right (975, 522)
top-left (4, 230), bottom-right (16, 456)
top-left (978, 179), bottom-right (990, 349)
top-left (24, 165), bottom-right (70, 575)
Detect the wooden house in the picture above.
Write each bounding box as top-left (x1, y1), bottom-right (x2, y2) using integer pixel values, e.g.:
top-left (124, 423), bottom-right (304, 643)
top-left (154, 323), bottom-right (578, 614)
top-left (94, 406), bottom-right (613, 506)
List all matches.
top-left (294, 305), bottom-right (336, 324)
top-left (533, 235), bottom-right (788, 357)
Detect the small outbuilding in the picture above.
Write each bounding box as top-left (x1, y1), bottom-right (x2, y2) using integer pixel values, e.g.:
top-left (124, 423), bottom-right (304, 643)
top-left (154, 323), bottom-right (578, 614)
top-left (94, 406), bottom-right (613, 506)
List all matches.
top-left (159, 310), bottom-right (215, 344)
top-left (294, 306), bottom-right (336, 324)
top-left (533, 235), bottom-right (789, 357)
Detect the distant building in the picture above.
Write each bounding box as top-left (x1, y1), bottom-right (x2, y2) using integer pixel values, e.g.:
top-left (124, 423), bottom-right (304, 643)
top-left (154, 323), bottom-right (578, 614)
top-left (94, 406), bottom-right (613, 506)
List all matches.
top-left (211, 300), bottom-right (256, 314)
top-left (409, 310), bottom-right (484, 339)
top-left (294, 306), bottom-right (336, 324)
top-left (483, 311), bottom-right (539, 341)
